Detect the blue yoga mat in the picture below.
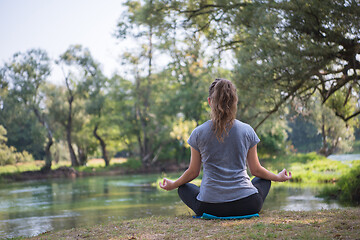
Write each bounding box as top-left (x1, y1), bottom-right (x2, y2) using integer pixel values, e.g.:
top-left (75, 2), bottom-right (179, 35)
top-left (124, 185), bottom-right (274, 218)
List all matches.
top-left (193, 213), bottom-right (259, 220)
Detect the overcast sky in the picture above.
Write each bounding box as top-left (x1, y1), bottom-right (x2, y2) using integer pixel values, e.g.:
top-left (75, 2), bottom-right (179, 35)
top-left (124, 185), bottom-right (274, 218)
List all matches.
top-left (0, 0), bottom-right (125, 83)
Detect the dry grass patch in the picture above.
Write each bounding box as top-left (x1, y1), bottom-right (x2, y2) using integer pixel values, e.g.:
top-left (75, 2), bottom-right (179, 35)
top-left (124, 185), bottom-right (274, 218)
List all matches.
top-left (28, 209), bottom-right (360, 240)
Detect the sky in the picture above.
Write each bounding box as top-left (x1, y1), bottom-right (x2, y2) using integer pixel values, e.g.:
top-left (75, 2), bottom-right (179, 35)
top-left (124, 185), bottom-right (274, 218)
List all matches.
top-left (0, 0), bottom-right (126, 84)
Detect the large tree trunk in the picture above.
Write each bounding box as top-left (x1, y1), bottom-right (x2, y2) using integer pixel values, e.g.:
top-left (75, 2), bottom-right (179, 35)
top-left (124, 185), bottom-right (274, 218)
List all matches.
top-left (32, 107), bottom-right (53, 172)
top-left (319, 114), bottom-right (329, 156)
top-left (93, 123), bottom-right (109, 167)
top-left (67, 126), bottom-right (78, 166)
top-left (67, 96), bottom-right (79, 166)
top-left (77, 146), bottom-right (87, 166)
top-left (43, 129), bottom-right (53, 172)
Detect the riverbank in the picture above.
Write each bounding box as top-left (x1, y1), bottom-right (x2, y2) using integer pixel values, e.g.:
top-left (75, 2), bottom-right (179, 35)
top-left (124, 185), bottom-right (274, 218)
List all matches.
top-left (23, 208), bottom-right (360, 240)
top-left (0, 158), bottom-right (187, 183)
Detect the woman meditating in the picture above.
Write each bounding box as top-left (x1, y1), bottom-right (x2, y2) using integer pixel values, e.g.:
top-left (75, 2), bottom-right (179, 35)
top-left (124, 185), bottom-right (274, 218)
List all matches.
top-left (159, 78), bottom-right (292, 217)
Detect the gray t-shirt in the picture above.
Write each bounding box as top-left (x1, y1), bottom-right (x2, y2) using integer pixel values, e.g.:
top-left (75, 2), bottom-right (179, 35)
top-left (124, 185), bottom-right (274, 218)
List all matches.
top-left (187, 119), bottom-right (260, 203)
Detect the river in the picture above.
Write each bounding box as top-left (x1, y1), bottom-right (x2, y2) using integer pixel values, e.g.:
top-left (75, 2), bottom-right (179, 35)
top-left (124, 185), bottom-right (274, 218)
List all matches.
top-left (0, 173), bottom-right (342, 239)
top-left (327, 153), bottom-right (360, 163)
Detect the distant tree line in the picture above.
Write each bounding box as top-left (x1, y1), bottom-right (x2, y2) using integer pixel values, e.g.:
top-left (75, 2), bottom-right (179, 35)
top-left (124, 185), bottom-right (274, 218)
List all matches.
top-left (0, 0), bottom-right (359, 170)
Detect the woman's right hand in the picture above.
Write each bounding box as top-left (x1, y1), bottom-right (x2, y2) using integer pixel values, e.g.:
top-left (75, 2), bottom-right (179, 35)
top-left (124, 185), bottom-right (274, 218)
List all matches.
top-left (277, 169), bottom-right (292, 182)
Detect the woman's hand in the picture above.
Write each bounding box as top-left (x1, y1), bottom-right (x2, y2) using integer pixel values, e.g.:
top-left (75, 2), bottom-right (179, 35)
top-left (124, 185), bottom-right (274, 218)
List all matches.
top-left (159, 178), bottom-right (176, 191)
top-left (277, 169), bottom-right (292, 182)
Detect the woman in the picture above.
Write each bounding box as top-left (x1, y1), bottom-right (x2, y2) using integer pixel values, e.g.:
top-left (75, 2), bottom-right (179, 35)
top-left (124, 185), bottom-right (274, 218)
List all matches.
top-left (159, 78), bottom-right (292, 217)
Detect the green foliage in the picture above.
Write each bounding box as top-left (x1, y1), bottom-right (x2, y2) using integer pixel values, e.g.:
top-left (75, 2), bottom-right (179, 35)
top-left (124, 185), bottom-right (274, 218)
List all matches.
top-left (0, 76), bottom-right (47, 160)
top-left (262, 152), bottom-right (349, 183)
top-left (335, 163), bottom-right (360, 204)
top-left (0, 101), bottom-right (46, 159)
top-left (320, 162), bottom-right (360, 205)
top-left (176, 0), bottom-right (360, 129)
top-left (352, 140), bottom-right (360, 154)
top-left (290, 157), bottom-right (349, 183)
top-left (121, 157), bottom-right (143, 171)
top-left (257, 128), bottom-right (288, 156)
top-left (0, 49), bottom-right (53, 169)
top-left (50, 141), bottom-right (70, 163)
top-left (310, 95), bottom-right (355, 155)
top-left (319, 161), bottom-right (360, 205)
top-left (261, 152), bottom-right (328, 174)
top-left (170, 117), bottom-right (197, 148)
top-left (289, 152), bottom-right (326, 164)
top-left (0, 125), bottom-right (34, 166)
top-left (2, 49), bottom-right (50, 105)
top-left (287, 114), bottom-right (322, 153)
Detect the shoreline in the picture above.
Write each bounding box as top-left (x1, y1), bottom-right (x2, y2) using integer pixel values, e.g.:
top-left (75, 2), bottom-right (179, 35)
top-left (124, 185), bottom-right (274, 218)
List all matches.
top-left (23, 208), bottom-right (360, 240)
top-left (0, 163), bottom-right (187, 184)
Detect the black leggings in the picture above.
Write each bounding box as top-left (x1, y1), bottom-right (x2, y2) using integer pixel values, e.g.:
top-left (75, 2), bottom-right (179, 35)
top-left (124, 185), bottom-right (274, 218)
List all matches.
top-left (178, 177), bottom-right (271, 217)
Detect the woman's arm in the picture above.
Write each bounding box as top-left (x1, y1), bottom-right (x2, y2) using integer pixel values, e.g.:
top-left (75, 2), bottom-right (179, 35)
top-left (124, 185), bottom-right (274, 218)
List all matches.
top-left (159, 147), bottom-right (201, 191)
top-left (247, 144), bottom-right (292, 182)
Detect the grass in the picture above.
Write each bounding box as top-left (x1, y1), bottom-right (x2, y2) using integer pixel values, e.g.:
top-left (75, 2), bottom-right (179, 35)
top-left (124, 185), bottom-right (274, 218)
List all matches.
top-left (0, 158), bottom-right (126, 174)
top-left (289, 159), bottom-right (353, 183)
top-left (260, 152), bottom-right (328, 171)
top-left (261, 152), bottom-right (359, 184)
top-left (20, 209), bottom-right (360, 240)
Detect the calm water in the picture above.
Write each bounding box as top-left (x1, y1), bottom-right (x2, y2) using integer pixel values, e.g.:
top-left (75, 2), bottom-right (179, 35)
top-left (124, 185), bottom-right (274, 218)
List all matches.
top-left (0, 174), bottom-right (341, 239)
top-left (327, 154), bottom-right (360, 163)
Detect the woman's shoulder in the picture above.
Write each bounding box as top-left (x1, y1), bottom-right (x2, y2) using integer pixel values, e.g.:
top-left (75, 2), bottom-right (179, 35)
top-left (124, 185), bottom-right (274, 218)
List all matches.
top-left (189, 120), bottom-right (212, 141)
top-left (233, 119), bottom-right (251, 128)
top-left (194, 120), bottom-right (212, 132)
top-left (233, 119), bottom-right (256, 133)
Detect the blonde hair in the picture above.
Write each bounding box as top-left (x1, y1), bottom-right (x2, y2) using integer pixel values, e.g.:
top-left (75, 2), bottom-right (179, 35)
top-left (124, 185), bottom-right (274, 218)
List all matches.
top-left (209, 78), bottom-right (238, 142)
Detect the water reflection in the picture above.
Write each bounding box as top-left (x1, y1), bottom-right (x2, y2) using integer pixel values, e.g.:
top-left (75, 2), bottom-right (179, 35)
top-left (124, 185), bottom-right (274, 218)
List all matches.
top-left (264, 184), bottom-right (341, 211)
top-left (327, 154), bottom-right (360, 162)
top-left (0, 175), bottom-right (342, 238)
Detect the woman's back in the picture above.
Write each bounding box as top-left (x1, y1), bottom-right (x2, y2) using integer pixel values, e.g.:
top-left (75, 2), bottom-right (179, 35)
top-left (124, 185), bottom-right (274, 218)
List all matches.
top-left (188, 119), bottom-right (259, 203)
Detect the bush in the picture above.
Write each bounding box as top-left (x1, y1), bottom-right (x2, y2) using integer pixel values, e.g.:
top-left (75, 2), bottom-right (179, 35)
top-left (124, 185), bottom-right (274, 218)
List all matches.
top-left (319, 162), bottom-right (360, 205)
top-left (336, 163), bottom-right (360, 204)
top-left (352, 140), bottom-right (360, 154)
top-left (0, 125), bottom-right (34, 165)
top-left (0, 147), bottom-right (34, 166)
top-left (121, 157), bottom-right (142, 170)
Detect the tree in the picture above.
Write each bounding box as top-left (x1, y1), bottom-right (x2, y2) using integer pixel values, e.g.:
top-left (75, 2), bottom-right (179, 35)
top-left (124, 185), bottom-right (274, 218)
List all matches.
top-left (107, 75), bottom-right (139, 158)
top-left (43, 83), bottom-right (74, 163)
top-left (86, 80), bottom-right (111, 166)
top-left (0, 49), bottom-right (54, 170)
top-left (311, 95), bottom-right (355, 156)
top-left (165, 33), bottom-right (215, 124)
top-left (169, 0), bottom-right (360, 129)
top-left (287, 114), bottom-right (322, 153)
top-left (115, 0), bottom-right (173, 167)
top-left (64, 45), bottom-right (112, 166)
top-left (57, 45), bottom-right (91, 166)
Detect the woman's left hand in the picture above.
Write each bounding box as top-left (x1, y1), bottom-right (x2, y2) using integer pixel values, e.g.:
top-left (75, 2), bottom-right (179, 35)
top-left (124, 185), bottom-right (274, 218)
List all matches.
top-left (159, 178), bottom-right (176, 191)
